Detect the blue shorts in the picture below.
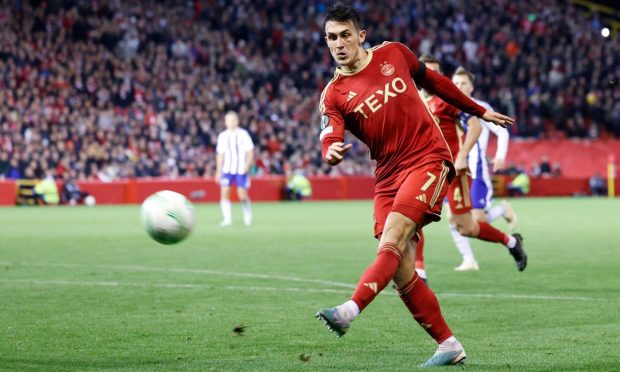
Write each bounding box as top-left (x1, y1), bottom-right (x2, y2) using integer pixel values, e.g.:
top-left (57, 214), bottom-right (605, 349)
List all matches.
top-left (220, 173), bottom-right (250, 189)
top-left (470, 177), bottom-right (493, 210)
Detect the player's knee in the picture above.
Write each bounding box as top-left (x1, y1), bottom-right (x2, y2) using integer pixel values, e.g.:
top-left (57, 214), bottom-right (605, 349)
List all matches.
top-left (472, 210), bottom-right (487, 222)
top-left (456, 223), bottom-right (475, 237)
top-left (382, 220), bottom-right (416, 250)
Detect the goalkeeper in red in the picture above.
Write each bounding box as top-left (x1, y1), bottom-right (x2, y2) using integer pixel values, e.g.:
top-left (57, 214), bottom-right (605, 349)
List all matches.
top-left (315, 3), bottom-right (514, 366)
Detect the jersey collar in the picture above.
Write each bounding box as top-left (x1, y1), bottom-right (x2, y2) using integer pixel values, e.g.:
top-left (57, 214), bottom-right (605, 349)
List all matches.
top-left (337, 49), bottom-right (373, 76)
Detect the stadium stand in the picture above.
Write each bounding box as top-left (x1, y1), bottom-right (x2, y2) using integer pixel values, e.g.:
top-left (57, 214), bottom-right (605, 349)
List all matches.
top-left (0, 0), bottom-right (618, 190)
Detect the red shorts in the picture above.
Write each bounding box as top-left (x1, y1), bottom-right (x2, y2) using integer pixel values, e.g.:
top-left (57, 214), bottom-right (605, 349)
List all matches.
top-left (373, 160), bottom-right (454, 238)
top-left (447, 171), bottom-right (472, 215)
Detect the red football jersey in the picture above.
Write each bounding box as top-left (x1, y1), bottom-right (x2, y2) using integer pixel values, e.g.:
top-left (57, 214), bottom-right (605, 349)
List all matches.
top-left (319, 42), bottom-right (452, 186)
top-left (425, 95), bottom-right (462, 158)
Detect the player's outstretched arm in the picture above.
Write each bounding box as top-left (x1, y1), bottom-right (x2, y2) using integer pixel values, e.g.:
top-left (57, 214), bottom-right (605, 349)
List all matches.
top-left (324, 142), bottom-right (352, 166)
top-left (482, 110), bottom-right (514, 128)
top-left (419, 68), bottom-right (514, 127)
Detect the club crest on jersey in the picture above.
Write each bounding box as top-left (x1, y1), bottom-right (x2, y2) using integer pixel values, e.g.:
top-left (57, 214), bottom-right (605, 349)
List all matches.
top-left (381, 63), bottom-right (395, 76)
top-left (320, 114), bottom-right (330, 129)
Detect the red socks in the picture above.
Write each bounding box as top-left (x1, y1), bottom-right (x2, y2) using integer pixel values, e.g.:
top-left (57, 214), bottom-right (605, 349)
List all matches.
top-left (351, 242), bottom-right (402, 312)
top-left (397, 272), bottom-right (453, 343)
top-left (351, 239), bottom-right (453, 344)
top-left (476, 221), bottom-right (510, 245)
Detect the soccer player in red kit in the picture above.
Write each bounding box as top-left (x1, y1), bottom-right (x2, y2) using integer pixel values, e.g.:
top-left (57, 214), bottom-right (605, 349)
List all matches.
top-left (418, 55), bottom-right (527, 272)
top-left (314, 3), bottom-right (514, 366)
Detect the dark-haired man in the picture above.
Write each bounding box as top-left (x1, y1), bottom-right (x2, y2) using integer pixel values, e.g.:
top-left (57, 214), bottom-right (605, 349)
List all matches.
top-left (315, 2), bottom-right (514, 366)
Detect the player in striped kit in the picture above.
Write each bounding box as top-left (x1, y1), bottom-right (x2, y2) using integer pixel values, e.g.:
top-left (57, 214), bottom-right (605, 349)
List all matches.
top-left (215, 111), bottom-right (255, 226)
top-left (450, 68), bottom-right (518, 270)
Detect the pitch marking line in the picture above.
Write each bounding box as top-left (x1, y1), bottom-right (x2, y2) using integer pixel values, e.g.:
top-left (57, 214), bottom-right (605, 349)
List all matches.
top-left (6, 261), bottom-right (356, 289)
top-left (0, 278), bottom-right (610, 302)
top-left (437, 292), bottom-right (607, 302)
top-left (0, 279), bottom-right (352, 295)
top-left (0, 261), bottom-right (611, 302)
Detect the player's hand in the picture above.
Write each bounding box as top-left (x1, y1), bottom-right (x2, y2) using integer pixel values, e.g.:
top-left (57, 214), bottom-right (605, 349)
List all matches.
top-left (493, 157), bottom-right (506, 172)
top-left (454, 153), bottom-right (468, 172)
top-left (325, 142), bottom-right (352, 166)
top-left (482, 110), bottom-right (514, 128)
top-left (215, 172), bottom-right (221, 183)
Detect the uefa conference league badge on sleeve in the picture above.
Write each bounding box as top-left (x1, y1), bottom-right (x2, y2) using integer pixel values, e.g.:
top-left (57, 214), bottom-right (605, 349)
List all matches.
top-left (321, 114), bottom-right (330, 130)
top-left (319, 114), bottom-right (334, 141)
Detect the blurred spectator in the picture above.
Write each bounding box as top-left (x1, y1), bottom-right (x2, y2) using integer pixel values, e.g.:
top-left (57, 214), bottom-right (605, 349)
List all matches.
top-left (284, 170), bottom-right (312, 201)
top-left (61, 172), bottom-right (89, 205)
top-left (539, 156), bottom-right (552, 177)
top-left (0, 0), bottom-right (617, 179)
top-left (7, 159), bottom-right (21, 180)
top-left (552, 161), bottom-right (562, 177)
top-left (497, 162), bottom-right (523, 176)
top-left (0, 152), bottom-right (8, 178)
top-left (507, 171), bottom-right (531, 197)
top-left (589, 172), bottom-right (606, 196)
top-left (34, 170), bottom-right (59, 205)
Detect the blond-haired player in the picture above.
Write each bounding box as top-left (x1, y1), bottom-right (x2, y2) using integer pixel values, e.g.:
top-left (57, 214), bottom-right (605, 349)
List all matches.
top-left (419, 57), bottom-right (526, 273)
top-left (215, 111), bottom-right (254, 226)
top-left (450, 67), bottom-right (518, 270)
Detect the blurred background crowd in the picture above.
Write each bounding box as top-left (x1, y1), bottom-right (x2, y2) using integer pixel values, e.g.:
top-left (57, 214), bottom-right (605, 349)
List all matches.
top-left (0, 0), bottom-right (618, 182)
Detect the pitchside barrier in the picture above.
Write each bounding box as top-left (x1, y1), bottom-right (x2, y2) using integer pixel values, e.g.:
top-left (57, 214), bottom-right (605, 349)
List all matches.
top-left (0, 176), bottom-right (618, 206)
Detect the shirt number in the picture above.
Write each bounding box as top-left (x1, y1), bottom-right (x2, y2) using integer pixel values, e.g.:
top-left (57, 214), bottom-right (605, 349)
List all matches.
top-left (421, 172), bottom-right (437, 191)
top-left (453, 187), bottom-right (462, 202)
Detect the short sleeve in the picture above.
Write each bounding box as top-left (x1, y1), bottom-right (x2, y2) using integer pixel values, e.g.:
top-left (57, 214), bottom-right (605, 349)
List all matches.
top-left (243, 130), bottom-right (254, 151)
top-left (216, 133), bottom-right (225, 154)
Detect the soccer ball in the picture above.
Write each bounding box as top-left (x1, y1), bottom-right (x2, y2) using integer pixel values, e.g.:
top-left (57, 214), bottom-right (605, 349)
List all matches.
top-left (141, 190), bottom-right (194, 245)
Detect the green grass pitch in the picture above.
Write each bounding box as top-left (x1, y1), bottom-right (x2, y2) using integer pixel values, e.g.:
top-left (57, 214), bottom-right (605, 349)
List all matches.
top-left (1, 198), bottom-right (619, 371)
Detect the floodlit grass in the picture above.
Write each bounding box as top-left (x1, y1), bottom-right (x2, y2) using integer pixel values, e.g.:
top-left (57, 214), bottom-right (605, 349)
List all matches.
top-left (1, 198), bottom-right (619, 371)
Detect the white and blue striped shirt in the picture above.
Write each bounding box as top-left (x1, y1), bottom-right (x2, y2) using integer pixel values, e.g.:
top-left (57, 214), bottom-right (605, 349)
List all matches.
top-left (216, 128), bottom-right (254, 175)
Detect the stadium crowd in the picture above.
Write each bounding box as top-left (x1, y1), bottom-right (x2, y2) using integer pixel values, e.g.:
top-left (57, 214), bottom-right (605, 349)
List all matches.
top-left (0, 0), bottom-right (618, 181)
